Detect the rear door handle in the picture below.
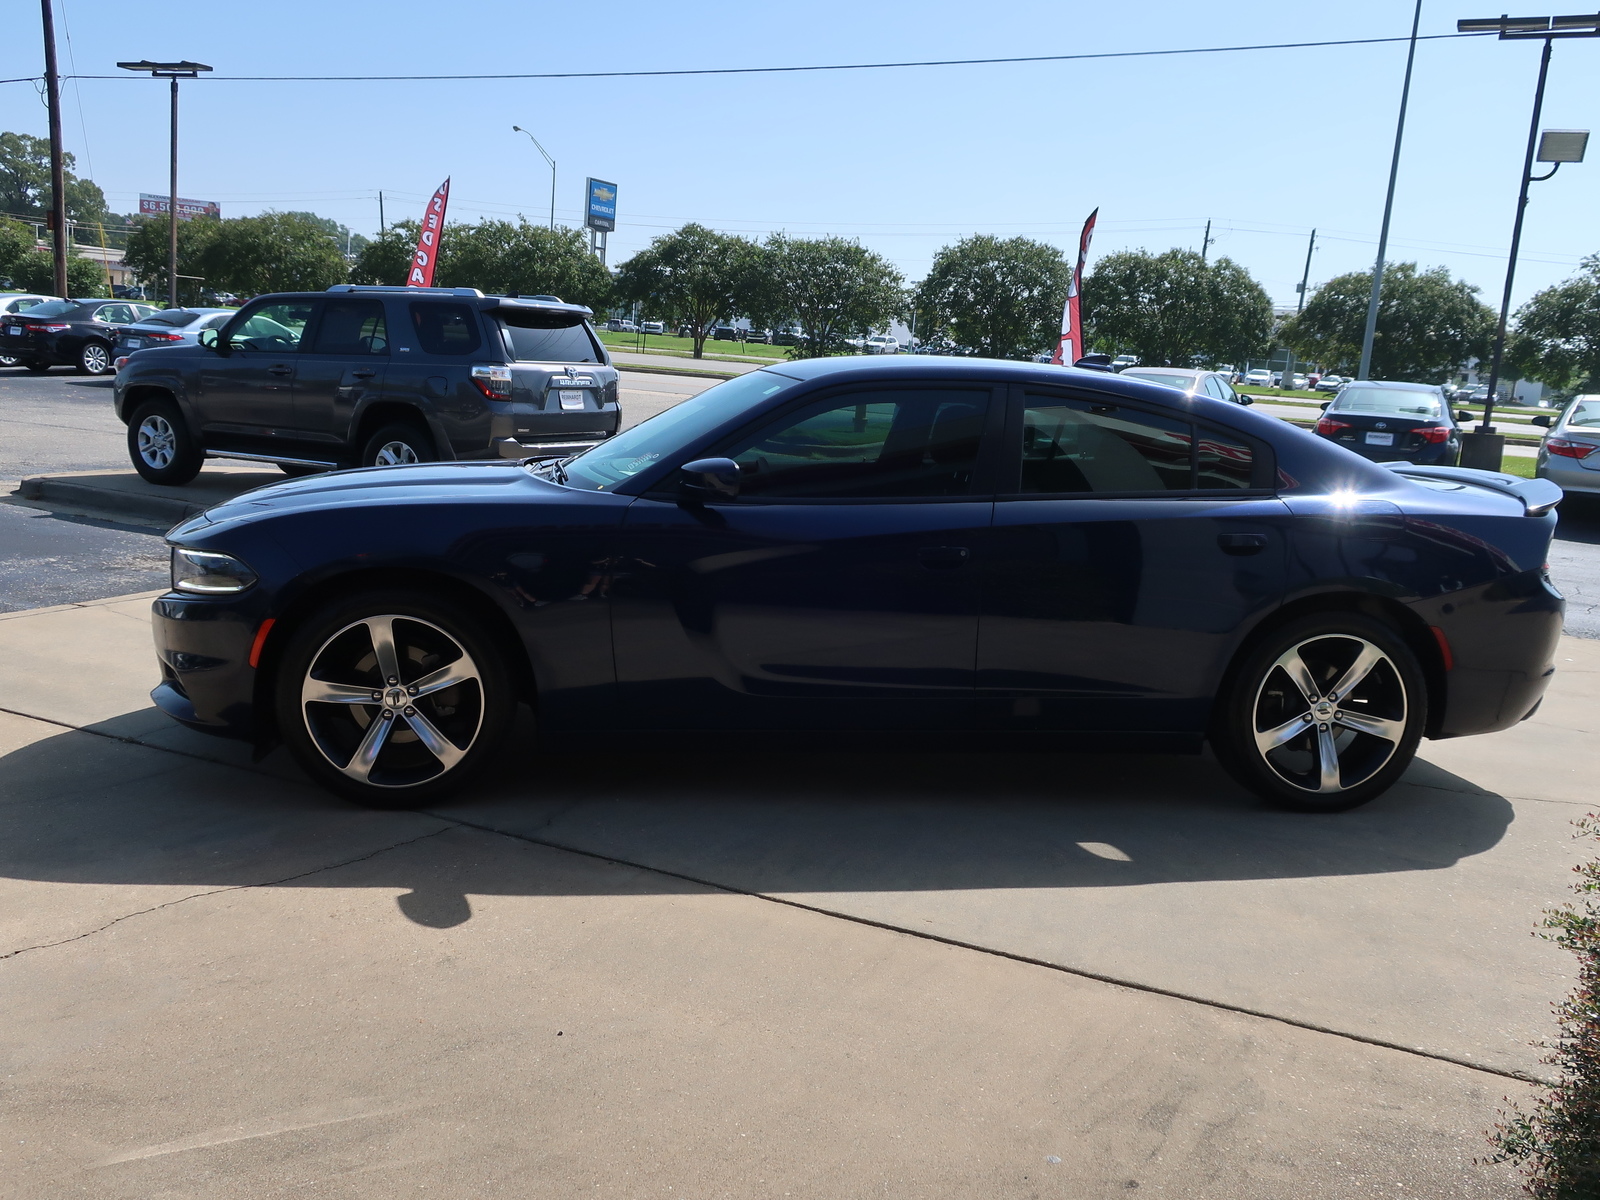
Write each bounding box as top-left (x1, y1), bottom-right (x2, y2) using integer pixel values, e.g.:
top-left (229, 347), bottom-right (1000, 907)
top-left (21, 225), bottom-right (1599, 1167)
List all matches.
top-left (918, 545), bottom-right (970, 570)
top-left (267, 364), bottom-right (293, 376)
top-left (1218, 533), bottom-right (1268, 555)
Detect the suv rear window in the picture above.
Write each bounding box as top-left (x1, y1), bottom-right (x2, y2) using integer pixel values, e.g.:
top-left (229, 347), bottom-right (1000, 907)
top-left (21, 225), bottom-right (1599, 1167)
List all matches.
top-left (410, 302), bottom-right (482, 355)
top-left (496, 309), bottom-right (600, 363)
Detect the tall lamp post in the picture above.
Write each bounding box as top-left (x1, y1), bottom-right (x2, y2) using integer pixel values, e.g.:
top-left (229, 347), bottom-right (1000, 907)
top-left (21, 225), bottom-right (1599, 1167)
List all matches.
top-left (117, 60), bottom-right (211, 309)
top-left (511, 126), bottom-right (556, 230)
top-left (1455, 13), bottom-right (1597, 470)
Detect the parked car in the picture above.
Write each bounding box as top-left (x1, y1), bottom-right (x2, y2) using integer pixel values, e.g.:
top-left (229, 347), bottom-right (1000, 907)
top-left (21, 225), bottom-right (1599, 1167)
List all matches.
top-left (866, 335), bottom-right (899, 355)
top-left (604, 318), bottom-right (637, 333)
top-left (113, 284), bottom-right (620, 484)
top-left (1288, 374), bottom-right (1309, 391)
top-left (640, 321), bottom-right (666, 336)
top-left (1244, 368), bottom-right (1273, 387)
top-left (711, 326), bottom-right (740, 342)
top-left (1119, 366), bottom-right (1253, 404)
top-left (113, 307), bottom-right (236, 370)
top-left (744, 327), bottom-right (772, 344)
top-left (0, 297), bottom-right (161, 374)
top-left (1459, 385), bottom-right (1491, 406)
top-left (1110, 354), bottom-right (1139, 371)
top-left (773, 327), bottom-right (808, 347)
top-left (150, 355), bottom-right (1563, 816)
top-left (1314, 375), bottom-right (1345, 393)
top-left (0, 292), bottom-right (59, 367)
top-left (1532, 394), bottom-right (1600, 497)
top-left (1313, 381), bottom-right (1467, 466)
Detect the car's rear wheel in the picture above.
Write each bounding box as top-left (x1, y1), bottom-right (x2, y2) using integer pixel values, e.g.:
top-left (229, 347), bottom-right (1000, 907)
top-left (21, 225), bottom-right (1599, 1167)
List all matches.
top-left (78, 341), bottom-right (112, 375)
top-left (0, 353), bottom-right (18, 368)
top-left (127, 398), bottom-right (203, 485)
top-left (275, 591), bottom-right (514, 808)
top-left (361, 422), bottom-right (434, 469)
top-left (1212, 613), bottom-right (1426, 812)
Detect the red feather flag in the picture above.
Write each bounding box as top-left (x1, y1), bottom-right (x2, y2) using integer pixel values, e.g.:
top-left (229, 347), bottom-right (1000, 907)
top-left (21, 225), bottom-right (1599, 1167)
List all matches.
top-left (407, 178), bottom-right (451, 288)
top-left (1051, 208), bottom-right (1098, 366)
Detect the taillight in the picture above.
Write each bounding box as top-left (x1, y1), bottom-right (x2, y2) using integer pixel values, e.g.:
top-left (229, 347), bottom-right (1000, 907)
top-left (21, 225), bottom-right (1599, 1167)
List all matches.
top-left (139, 331), bottom-right (184, 343)
top-left (470, 364), bottom-right (512, 399)
top-left (1415, 425), bottom-right (1450, 444)
top-left (1546, 436), bottom-right (1597, 460)
top-left (36, 322), bottom-right (70, 333)
top-left (1315, 417), bottom-right (1350, 436)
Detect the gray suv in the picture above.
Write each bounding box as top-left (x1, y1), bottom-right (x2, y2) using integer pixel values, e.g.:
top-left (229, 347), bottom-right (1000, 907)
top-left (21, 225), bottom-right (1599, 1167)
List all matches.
top-left (113, 285), bottom-right (620, 485)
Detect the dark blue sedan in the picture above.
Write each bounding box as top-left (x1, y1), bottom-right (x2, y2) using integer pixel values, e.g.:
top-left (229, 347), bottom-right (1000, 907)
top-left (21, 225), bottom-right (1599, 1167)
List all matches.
top-left (152, 357), bottom-right (1565, 813)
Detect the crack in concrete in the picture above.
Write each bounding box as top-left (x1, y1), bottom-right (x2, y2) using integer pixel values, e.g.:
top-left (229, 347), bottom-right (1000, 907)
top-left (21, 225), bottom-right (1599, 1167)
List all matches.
top-left (0, 826), bottom-right (452, 964)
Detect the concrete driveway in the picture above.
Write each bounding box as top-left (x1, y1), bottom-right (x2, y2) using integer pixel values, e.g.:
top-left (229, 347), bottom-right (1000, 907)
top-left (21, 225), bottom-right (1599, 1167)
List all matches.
top-left (1, 593), bottom-right (1594, 1196)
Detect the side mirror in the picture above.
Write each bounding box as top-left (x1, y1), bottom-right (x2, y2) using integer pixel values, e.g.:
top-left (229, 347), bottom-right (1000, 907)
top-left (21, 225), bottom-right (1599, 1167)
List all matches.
top-left (1238, 395), bottom-right (1254, 405)
top-left (1319, 401), bottom-right (1331, 410)
top-left (678, 457), bottom-right (740, 502)
top-left (1531, 414), bottom-right (1552, 427)
top-left (198, 328), bottom-right (220, 350)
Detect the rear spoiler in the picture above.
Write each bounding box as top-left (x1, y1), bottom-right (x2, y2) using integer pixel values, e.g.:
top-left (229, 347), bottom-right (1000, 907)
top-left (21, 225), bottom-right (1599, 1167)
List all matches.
top-left (1381, 462), bottom-right (1563, 515)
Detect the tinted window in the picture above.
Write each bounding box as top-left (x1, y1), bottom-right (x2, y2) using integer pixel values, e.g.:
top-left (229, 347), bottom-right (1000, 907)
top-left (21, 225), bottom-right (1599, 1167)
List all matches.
top-left (410, 303), bottom-right (481, 355)
top-left (497, 310), bottom-right (600, 363)
top-left (229, 301), bottom-right (316, 352)
top-left (145, 310), bottom-right (203, 327)
top-left (722, 389), bottom-right (990, 499)
top-left (23, 300), bottom-right (81, 318)
top-left (311, 298), bottom-right (389, 355)
top-left (1197, 428), bottom-right (1255, 489)
top-left (1020, 399), bottom-right (1191, 493)
top-left (1126, 372), bottom-right (1197, 392)
top-left (1332, 387), bottom-right (1443, 417)
top-left (1566, 398), bottom-right (1600, 427)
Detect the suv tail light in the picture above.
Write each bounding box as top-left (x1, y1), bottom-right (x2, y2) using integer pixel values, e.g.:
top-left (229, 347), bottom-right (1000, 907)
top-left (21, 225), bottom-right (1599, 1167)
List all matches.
top-left (471, 364), bottom-right (512, 399)
top-left (1314, 417), bottom-right (1351, 436)
top-left (1415, 425), bottom-right (1450, 444)
top-left (1547, 436), bottom-right (1597, 460)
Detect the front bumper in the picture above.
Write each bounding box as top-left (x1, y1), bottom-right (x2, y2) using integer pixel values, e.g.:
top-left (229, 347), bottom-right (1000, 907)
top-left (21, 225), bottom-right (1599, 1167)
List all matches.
top-left (150, 593), bottom-right (265, 741)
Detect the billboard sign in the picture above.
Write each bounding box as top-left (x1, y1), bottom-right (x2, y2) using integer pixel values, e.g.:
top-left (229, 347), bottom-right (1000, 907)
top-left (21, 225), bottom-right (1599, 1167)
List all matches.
top-left (585, 179), bottom-right (616, 232)
top-left (139, 193), bottom-right (221, 221)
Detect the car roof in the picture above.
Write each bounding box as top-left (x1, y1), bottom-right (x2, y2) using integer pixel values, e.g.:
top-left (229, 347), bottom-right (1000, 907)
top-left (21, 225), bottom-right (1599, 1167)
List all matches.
top-left (1123, 367), bottom-right (1206, 378)
top-left (1340, 380), bottom-right (1440, 391)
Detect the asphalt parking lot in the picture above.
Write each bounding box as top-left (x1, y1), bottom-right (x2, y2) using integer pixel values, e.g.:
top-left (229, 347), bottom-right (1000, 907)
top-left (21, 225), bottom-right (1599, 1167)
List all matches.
top-left (2, 362), bottom-right (1598, 1196)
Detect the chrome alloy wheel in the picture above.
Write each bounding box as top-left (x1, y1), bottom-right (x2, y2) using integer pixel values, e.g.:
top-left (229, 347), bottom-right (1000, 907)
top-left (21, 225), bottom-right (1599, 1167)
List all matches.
top-left (373, 440), bottom-right (420, 466)
top-left (300, 615), bottom-right (484, 789)
top-left (1251, 634), bottom-right (1407, 795)
top-left (136, 413), bottom-right (177, 469)
top-left (81, 343), bottom-right (110, 374)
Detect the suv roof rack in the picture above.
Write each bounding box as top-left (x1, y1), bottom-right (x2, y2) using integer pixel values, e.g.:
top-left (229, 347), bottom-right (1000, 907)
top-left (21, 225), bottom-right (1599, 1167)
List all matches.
top-left (325, 284), bottom-right (486, 297)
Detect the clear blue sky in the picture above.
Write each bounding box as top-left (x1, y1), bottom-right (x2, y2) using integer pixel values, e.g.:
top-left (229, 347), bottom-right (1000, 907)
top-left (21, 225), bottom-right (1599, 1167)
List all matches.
top-left (4, 0), bottom-right (1595, 309)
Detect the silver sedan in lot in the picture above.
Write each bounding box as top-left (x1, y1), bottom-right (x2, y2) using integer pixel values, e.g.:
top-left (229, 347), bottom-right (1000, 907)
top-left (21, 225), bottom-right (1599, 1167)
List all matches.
top-left (1534, 395), bottom-right (1600, 496)
top-left (112, 307), bottom-right (236, 370)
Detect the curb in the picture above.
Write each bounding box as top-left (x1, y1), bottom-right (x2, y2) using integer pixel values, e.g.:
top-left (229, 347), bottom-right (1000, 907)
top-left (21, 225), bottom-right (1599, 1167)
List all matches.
top-left (12, 476), bottom-right (205, 527)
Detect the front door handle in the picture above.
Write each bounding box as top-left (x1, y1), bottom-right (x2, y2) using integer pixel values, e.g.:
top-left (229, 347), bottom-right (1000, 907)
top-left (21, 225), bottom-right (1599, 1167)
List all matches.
top-left (267, 364), bottom-right (293, 377)
top-left (350, 368), bottom-right (376, 380)
top-left (918, 545), bottom-right (970, 570)
top-left (1218, 533), bottom-right (1268, 556)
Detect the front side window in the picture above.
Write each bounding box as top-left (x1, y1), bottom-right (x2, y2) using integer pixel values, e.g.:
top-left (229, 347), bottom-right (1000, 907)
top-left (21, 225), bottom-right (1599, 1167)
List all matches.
top-left (722, 388), bottom-right (990, 499)
top-left (410, 303), bottom-right (481, 355)
top-left (229, 301), bottom-right (317, 352)
top-left (311, 298), bottom-right (389, 355)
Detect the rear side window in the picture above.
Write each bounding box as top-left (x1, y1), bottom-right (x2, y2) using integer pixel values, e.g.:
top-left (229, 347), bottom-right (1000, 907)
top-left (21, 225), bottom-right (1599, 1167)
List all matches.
top-left (497, 310), bottom-right (600, 363)
top-left (313, 298), bottom-right (389, 355)
top-left (410, 303), bottom-right (481, 355)
top-left (1018, 396), bottom-right (1261, 493)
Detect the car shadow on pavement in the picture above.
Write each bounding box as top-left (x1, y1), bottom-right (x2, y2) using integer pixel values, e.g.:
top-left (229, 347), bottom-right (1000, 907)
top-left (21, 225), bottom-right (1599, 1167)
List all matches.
top-left (0, 705), bottom-right (1514, 930)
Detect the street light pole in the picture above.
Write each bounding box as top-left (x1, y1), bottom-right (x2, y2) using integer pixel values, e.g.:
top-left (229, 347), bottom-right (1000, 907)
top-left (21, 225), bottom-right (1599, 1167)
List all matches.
top-left (511, 126), bottom-right (556, 230)
top-left (118, 60), bottom-right (212, 308)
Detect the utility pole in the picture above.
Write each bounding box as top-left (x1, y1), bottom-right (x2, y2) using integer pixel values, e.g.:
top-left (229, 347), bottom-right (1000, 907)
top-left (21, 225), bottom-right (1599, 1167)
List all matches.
top-left (1357, 0), bottom-right (1423, 380)
top-left (378, 191), bottom-right (385, 235)
top-left (1296, 229), bottom-right (1317, 314)
top-left (1200, 219), bottom-right (1214, 263)
top-left (40, 0), bottom-right (68, 298)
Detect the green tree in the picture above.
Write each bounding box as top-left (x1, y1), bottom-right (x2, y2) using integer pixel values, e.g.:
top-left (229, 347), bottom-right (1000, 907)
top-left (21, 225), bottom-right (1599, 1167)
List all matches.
top-left (122, 214), bottom-right (223, 303)
top-left (1281, 262), bottom-right (1493, 381)
top-left (282, 211), bottom-right (370, 258)
top-left (0, 217), bottom-right (33, 281)
top-left (351, 222), bottom-right (416, 287)
top-left (194, 212), bottom-right (349, 297)
top-left (615, 223), bottom-right (758, 358)
top-left (1, 215), bottom-right (108, 296)
top-left (744, 234), bottom-right (904, 359)
top-left (912, 235), bottom-right (1070, 359)
top-left (0, 131), bottom-right (112, 235)
top-left (1082, 248), bottom-right (1272, 367)
top-left (1507, 254), bottom-right (1600, 393)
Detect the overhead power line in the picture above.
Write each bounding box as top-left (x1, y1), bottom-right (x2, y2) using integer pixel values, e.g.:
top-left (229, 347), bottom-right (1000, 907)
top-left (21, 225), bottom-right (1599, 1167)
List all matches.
top-left (41, 31), bottom-right (1494, 84)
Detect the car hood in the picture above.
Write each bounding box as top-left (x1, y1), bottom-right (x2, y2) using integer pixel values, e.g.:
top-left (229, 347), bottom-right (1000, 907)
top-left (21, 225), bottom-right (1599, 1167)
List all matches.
top-left (171, 461), bottom-right (571, 537)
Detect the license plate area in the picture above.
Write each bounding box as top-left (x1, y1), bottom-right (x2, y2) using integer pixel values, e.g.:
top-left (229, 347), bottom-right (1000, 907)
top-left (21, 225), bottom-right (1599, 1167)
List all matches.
top-left (1365, 431), bottom-right (1394, 446)
top-left (557, 389), bottom-right (587, 411)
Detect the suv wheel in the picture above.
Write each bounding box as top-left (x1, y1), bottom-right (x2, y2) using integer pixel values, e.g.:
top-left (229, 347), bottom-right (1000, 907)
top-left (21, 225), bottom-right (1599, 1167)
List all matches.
top-left (274, 591), bottom-right (514, 808)
top-left (79, 341), bottom-right (113, 375)
top-left (1211, 613), bottom-right (1425, 813)
top-left (127, 398), bottom-right (204, 485)
top-left (361, 422), bottom-right (434, 468)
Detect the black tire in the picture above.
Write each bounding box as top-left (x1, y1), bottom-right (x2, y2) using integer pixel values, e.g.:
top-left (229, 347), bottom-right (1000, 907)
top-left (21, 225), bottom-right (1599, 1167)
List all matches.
top-left (24, 361), bottom-right (50, 374)
top-left (360, 421), bottom-right (434, 469)
top-left (127, 397), bottom-right (204, 485)
top-left (1211, 612), bottom-right (1426, 813)
top-left (277, 462), bottom-right (329, 478)
top-left (78, 340), bottom-right (113, 375)
top-left (274, 590), bottom-right (514, 808)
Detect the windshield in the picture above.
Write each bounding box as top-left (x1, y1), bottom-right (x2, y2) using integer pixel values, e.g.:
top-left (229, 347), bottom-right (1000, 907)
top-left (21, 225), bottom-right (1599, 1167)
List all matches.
top-left (496, 310), bottom-right (601, 363)
top-left (558, 370), bottom-right (802, 491)
top-left (144, 310), bottom-right (204, 328)
top-left (1566, 397), bottom-right (1600, 427)
top-left (24, 300), bottom-right (84, 318)
top-left (1126, 372), bottom-right (1197, 392)
top-left (1331, 387), bottom-right (1443, 418)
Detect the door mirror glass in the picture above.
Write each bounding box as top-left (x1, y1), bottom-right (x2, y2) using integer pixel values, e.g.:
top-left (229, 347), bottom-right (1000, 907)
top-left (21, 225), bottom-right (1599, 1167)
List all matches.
top-left (1530, 414), bottom-right (1552, 427)
top-left (1320, 401), bottom-right (1331, 410)
top-left (679, 457), bottom-right (741, 501)
top-left (198, 328), bottom-right (219, 350)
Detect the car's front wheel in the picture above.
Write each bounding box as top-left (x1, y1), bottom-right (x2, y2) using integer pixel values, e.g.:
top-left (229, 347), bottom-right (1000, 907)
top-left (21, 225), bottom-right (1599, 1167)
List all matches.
top-left (1212, 613), bottom-right (1426, 812)
top-left (78, 341), bottom-right (113, 375)
top-left (127, 398), bottom-right (204, 485)
top-left (275, 591), bottom-right (514, 808)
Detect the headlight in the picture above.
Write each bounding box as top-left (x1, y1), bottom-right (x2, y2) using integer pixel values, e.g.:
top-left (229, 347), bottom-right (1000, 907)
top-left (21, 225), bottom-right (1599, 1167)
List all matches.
top-left (170, 547), bottom-right (258, 594)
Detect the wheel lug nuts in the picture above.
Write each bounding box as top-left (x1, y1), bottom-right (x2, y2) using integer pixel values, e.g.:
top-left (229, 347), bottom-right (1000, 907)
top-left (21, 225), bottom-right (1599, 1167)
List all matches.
top-left (371, 691), bottom-right (382, 701)
top-left (407, 686), bottom-right (418, 696)
top-left (387, 676), bottom-right (399, 685)
top-left (404, 706), bottom-right (416, 717)
top-left (381, 709), bottom-right (394, 719)
top-left (1319, 723), bottom-right (1328, 731)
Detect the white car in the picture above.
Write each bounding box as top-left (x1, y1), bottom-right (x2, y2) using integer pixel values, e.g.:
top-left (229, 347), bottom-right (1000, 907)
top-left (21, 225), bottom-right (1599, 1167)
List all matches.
top-left (640, 321), bottom-right (665, 336)
top-left (1111, 354), bottom-right (1139, 371)
top-left (1245, 368), bottom-right (1273, 387)
top-left (866, 335), bottom-right (899, 354)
